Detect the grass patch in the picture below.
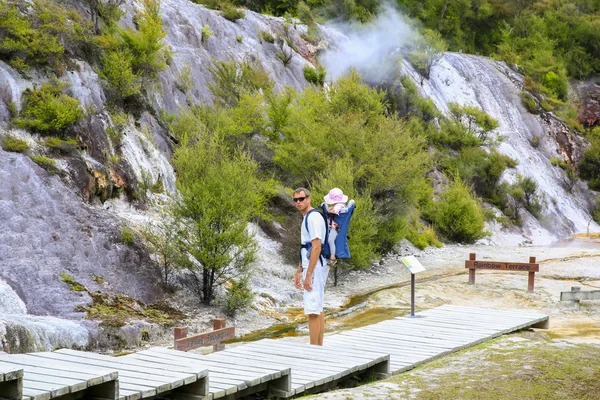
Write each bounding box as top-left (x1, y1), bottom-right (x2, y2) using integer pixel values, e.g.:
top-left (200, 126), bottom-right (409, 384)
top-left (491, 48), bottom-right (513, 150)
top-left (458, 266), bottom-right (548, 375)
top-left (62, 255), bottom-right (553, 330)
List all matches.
top-left (30, 155), bottom-right (59, 174)
top-left (1, 135), bottom-right (29, 153)
top-left (60, 272), bottom-right (86, 292)
top-left (384, 337), bottom-right (600, 400)
top-left (78, 292), bottom-right (186, 328)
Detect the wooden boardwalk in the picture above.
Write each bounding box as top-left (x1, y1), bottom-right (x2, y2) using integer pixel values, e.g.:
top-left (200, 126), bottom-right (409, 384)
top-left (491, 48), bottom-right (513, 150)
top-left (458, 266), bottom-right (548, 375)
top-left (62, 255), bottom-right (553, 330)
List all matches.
top-left (0, 305), bottom-right (548, 399)
top-left (326, 304), bottom-right (549, 373)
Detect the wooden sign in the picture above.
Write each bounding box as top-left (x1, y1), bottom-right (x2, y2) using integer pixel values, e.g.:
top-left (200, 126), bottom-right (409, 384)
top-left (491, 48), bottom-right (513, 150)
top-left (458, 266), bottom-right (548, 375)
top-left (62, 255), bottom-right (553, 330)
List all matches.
top-left (465, 253), bottom-right (539, 292)
top-left (174, 319), bottom-right (235, 352)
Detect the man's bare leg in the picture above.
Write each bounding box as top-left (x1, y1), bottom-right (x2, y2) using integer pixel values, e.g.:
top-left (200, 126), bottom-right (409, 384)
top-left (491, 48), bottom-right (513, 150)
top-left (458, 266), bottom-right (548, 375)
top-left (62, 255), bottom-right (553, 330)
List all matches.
top-left (317, 312), bottom-right (325, 345)
top-left (308, 314), bottom-right (320, 345)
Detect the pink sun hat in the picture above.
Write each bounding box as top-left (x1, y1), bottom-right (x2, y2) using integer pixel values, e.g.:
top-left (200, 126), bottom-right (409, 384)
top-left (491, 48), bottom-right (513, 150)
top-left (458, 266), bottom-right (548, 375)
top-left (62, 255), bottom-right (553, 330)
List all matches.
top-left (324, 188), bottom-right (348, 204)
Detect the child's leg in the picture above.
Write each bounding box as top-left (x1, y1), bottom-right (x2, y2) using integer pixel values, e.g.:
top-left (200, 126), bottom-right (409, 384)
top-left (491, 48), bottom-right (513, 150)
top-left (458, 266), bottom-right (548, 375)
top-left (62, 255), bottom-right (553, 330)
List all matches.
top-left (328, 227), bottom-right (338, 263)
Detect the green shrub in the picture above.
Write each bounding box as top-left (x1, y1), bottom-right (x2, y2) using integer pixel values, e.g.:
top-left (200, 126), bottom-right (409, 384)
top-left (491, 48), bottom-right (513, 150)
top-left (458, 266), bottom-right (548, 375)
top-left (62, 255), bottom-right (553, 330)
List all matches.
top-left (14, 82), bottom-right (83, 134)
top-left (430, 178), bottom-right (486, 243)
top-left (223, 278), bottom-right (254, 317)
top-left (121, 227), bottom-right (135, 245)
top-left (579, 138), bottom-right (600, 190)
top-left (1, 135), bottom-right (29, 153)
top-left (208, 58), bottom-right (274, 107)
top-left (117, 0), bottom-right (169, 80)
top-left (258, 30), bottom-right (274, 43)
top-left (236, 35), bottom-right (243, 43)
top-left (101, 50), bottom-right (141, 99)
top-left (30, 155), bottom-right (59, 174)
top-left (520, 91), bottom-right (538, 114)
top-left (222, 6), bottom-right (244, 21)
top-left (303, 64), bottom-right (326, 86)
top-left (407, 223), bottom-right (442, 250)
top-left (201, 25), bottom-right (213, 44)
top-left (45, 136), bottom-right (78, 152)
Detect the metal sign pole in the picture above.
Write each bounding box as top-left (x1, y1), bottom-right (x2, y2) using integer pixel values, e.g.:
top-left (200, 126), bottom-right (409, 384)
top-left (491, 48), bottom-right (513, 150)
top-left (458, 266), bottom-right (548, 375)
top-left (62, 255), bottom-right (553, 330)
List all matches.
top-left (410, 273), bottom-right (415, 317)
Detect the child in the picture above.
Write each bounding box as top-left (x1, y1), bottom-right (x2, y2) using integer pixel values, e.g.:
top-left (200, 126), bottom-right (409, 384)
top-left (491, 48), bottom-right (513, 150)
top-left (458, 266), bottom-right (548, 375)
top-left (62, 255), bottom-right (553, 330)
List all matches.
top-left (324, 188), bottom-right (350, 265)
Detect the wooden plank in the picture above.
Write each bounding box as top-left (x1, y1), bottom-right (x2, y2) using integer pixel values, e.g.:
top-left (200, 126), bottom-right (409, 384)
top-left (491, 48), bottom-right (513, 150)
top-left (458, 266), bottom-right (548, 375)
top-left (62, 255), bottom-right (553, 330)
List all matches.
top-left (52, 350), bottom-right (196, 384)
top-left (174, 327), bottom-right (235, 352)
top-left (21, 380), bottom-right (70, 398)
top-left (0, 359), bottom-right (106, 386)
top-left (21, 387), bottom-right (51, 400)
top-left (0, 365), bottom-right (22, 400)
top-left (0, 354), bottom-right (118, 382)
top-left (435, 305), bottom-right (547, 318)
top-left (56, 349), bottom-right (205, 386)
top-left (560, 290), bottom-right (600, 301)
top-left (135, 349), bottom-right (275, 380)
top-left (249, 340), bottom-right (389, 371)
top-left (125, 353), bottom-right (262, 386)
top-left (22, 371), bottom-right (87, 392)
top-left (32, 352), bottom-right (191, 388)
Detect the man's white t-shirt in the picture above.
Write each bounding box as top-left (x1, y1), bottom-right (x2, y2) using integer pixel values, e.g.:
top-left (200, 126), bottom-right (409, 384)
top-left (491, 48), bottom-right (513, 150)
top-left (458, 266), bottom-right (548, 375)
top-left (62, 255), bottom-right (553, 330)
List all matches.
top-left (300, 210), bottom-right (326, 267)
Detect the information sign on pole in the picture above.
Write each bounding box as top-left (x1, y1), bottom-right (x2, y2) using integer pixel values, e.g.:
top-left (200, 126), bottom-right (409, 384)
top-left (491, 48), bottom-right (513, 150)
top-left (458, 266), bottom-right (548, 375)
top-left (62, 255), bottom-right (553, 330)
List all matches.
top-left (400, 256), bottom-right (426, 317)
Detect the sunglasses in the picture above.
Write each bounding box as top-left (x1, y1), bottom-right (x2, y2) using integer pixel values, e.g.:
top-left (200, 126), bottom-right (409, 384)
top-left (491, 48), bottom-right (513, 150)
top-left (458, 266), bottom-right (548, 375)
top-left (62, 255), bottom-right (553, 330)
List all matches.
top-left (293, 196), bottom-right (308, 203)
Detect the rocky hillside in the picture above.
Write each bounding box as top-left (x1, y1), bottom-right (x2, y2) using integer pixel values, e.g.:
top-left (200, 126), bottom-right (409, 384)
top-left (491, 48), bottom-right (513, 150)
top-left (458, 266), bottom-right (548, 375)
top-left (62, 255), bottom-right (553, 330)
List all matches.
top-left (0, 0), bottom-right (318, 352)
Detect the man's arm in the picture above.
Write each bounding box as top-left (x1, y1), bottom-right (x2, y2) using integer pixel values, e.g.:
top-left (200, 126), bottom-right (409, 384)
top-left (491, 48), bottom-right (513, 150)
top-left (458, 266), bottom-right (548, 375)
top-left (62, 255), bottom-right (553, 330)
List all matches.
top-left (294, 262), bottom-right (302, 289)
top-left (303, 238), bottom-right (321, 291)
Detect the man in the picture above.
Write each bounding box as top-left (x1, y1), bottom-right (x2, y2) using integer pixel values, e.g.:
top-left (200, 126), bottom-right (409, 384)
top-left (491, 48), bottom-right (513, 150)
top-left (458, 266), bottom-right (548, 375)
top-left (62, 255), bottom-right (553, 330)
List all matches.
top-left (293, 187), bottom-right (328, 346)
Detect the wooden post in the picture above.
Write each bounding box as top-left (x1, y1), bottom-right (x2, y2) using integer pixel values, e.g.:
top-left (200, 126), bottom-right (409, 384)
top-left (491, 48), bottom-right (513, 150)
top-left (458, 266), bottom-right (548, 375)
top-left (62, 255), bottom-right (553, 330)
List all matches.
top-left (213, 318), bottom-right (226, 352)
top-left (468, 253), bottom-right (476, 284)
top-left (174, 327), bottom-right (188, 347)
top-left (528, 256), bottom-right (536, 292)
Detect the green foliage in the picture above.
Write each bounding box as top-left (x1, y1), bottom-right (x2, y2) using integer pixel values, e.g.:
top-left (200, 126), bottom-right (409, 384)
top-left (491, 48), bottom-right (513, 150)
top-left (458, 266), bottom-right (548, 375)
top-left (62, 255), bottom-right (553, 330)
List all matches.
top-left (119, 0), bottom-right (169, 80)
top-left (520, 91), bottom-right (539, 114)
top-left (14, 82), bottom-right (83, 135)
top-left (101, 49), bottom-right (142, 99)
top-left (236, 35), bottom-right (243, 43)
top-left (258, 30), bottom-right (275, 43)
top-left (30, 155), bottom-right (59, 174)
top-left (511, 175), bottom-right (543, 217)
top-left (303, 65), bottom-right (326, 86)
top-left (45, 136), bottom-right (78, 153)
top-left (428, 178), bottom-right (486, 243)
top-left (60, 272), bottom-right (86, 292)
top-left (171, 128), bottom-right (268, 305)
top-left (208, 58), bottom-right (274, 107)
top-left (406, 216), bottom-right (442, 250)
top-left (273, 70), bottom-right (431, 253)
top-left (223, 278), bottom-right (254, 317)
top-left (142, 210), bottom-right (186, 290)
top-left (120, 226), bottom-right (135, 245)
top-left (442, 148), bottom-right (517, 204)
top-left (201, 25), bottom-right (213, 44)
top-left (1, 135), bottom-right (29, 153)
top-left (0, 0), bottom-right (93, 70)
top-left (578, 137), bottom-right (600, 190)
top-left (222, 6), bottom-right (245, 21)
top-left (407, 29), bottom-right (447, 79)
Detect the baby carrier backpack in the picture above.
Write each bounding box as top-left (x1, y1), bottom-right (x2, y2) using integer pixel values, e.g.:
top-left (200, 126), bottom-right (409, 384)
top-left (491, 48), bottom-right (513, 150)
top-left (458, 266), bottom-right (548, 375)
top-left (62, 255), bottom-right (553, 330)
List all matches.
top-left (300, 201), bottom-right (356, 265)
top-left (325, 200), bottom-right (355, 259)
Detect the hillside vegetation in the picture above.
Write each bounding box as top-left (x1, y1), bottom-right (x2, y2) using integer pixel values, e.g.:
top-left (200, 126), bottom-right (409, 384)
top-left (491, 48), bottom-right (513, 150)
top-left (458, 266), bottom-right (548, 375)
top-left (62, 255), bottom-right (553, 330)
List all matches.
top-left (0, 0), bottom-right (598, 316)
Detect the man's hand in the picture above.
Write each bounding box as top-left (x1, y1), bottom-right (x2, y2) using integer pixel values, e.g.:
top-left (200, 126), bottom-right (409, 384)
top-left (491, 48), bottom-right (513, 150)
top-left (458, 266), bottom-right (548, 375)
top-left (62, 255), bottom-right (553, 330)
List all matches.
top-left (303, 273), bottom-right (313, 291)
top-left (294, 271), bottom-right (302, 289)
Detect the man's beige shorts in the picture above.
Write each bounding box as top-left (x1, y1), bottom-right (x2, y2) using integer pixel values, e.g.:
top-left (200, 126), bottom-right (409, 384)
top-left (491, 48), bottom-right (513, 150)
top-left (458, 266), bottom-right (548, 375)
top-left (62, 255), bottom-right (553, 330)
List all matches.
top-left (302, 263), bottom-right (329, 314)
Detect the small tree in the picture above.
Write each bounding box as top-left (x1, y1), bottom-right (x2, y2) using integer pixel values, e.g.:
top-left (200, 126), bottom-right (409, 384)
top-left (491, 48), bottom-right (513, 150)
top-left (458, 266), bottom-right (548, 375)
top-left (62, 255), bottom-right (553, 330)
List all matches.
top-left (407, 28), bottom-right (447, 80)
top-left (172, 133), bottom-right (266, 305)
top-left (142, 208), bottom-right (186, 290)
